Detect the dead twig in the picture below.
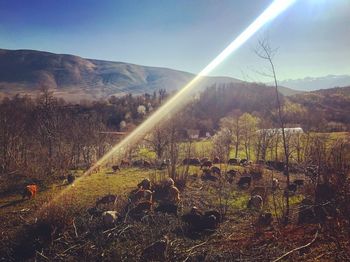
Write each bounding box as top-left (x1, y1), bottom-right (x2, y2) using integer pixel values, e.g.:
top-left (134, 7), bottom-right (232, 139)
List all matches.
top-left (183, 240), bottom-right (209, 262)
top-left (272, 230), bottom-right (319, 262)
top-left (103, 224), bottom-right (121, 234)
top-left (72, 219), bottom-right (78, 238)
top-left (36, 250), bottom-right (49, 260)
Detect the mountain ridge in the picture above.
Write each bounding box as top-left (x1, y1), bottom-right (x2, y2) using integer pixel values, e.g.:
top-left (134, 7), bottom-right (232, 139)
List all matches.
top-left (0, 48), bottom-right (299, 101)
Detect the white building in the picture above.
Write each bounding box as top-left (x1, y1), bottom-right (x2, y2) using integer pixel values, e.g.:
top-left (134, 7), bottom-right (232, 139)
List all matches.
top-left (257, 127), bottom-right (304, 136)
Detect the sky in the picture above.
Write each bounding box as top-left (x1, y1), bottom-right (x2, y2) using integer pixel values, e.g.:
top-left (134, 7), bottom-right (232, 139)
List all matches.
top-left (0, 0), bottom-right (349, 81)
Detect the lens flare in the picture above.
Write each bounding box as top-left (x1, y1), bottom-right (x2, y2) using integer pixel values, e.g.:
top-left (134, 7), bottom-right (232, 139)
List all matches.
top-left (45, 0), bottom-right (297, 205)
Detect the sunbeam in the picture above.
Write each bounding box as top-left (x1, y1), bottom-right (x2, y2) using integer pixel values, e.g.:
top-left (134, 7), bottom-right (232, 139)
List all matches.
top-left (46, 0), bottom-right (297, 206)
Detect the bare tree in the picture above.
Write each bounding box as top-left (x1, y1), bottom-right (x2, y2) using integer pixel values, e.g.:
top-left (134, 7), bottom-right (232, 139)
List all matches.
top-left (256, 39), bottom-right (291, 223)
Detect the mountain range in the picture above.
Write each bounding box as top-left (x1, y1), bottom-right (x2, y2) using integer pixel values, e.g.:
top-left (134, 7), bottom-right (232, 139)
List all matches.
top-left (0, 48), bottom-right (348, 101)
top-left (276, 75), bottom-right (350, 91)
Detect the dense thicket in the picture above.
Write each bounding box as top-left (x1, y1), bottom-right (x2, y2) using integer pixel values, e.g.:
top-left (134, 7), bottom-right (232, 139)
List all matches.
top-left (0, 89), bottom-right (167, 183)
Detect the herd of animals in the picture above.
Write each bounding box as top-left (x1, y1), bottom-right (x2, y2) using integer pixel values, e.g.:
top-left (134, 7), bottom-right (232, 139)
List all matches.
top-left (17, 156), bottom-right (340, 260)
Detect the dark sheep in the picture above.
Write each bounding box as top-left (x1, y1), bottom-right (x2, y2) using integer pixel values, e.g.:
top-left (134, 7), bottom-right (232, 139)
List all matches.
top-left (315, 183), bottom-right (336, 204)
top-left (182, 207), bottom-right (221, 231)
top-left (120, 159), bottom-right (130, 167)
top-left (201, 170), bottom-right (218, 182)
top-left (240, 159), bottom-right (248, 166)
top-left (298, 198), bottom-right (316, 224)
top-left (140, 237), bottom-right (169, 262)
top-left (237, 176), bottom-right (251, 188)
top-left (200, 160), bottom-right (212, 169)
top-left (154, 203), bottom-right (178, 216)
top-left (257, 212), bottom-right (273, 226)
top-left (132, 159), bottom-right (144, 167)
top-left (112, 165), bottom-right (120, 172)
top-left (287, 183), bottom-right (298, 193)
top-left (191, 158), bottom-right (201, 165)
top-left (143, 160), bottom-right (152, 168)
top-left (257, 159), bottom-right (265, 165)
top-left (210, 166), bottom-right (221, 175)
top-left (228, 158), bottom-right (240, 165)
top-left (293, 179), bottom-right (304, 187)
top-left (129, 201), bottom-right (153, 219)
top-left (96, 194), bottom-right (118, 206)
top-left (137, 178), bottom-right (151, 190)
top-left (251, 186), bottom-right (267, 198)
top-left (67, 174), bottom-right (75, 184)
top-left (247, 195), bottom-right (263, 209)
top-left (200, 157), bottom-right (209, 164)
top-left (213, 156), bottom-right (220, 164)
top-left (226, 169), bottom-right (237, 176)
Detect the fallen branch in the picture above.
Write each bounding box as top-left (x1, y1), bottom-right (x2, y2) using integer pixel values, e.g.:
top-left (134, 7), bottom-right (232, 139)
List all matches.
top-left (36, 251), bottom-right (49, 260)
top-left (103, 225), bottom-right (121, 234)
top-left (72, 219), bottom-right (78, 238)
top-left (272, 230), bottom-right (319, 262)
top-left (183, 240), bottom-right (209, 262)
top-left (186, 240), bottom-right (208, 253)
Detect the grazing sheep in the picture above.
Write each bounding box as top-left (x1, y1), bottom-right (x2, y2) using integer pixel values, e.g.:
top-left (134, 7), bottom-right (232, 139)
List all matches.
top-left (305, 165), bottom-right (318, 181)
top-left (132, 159), bottom-right (144, 167)
top-left (129, 201), bottom-right (153, 220)
top-left (87, 206), bottom-right (103, 217)
top-left (226, 170), bottom-right (236, 184)
top-left (200, 157), bottom-right (209, 164)
top-left (182, 207), bottom-right (221, 231)
top-left (200, 160), bottom-right (212, 169)
top-left (257, 159), bottom-right (265, 165)
top-left (96, 194), bottom-right (118, 206)
top-left (22, 185), bottom-right (38, 200)
top-left (247, 195), bottom-right (263, 210)
top-left (154, 203), bottom-right (178, 216)
top-left (298, 198), bottom-right (316, 224)
top-left (143, 160), bottom-right (152, 168)
top-left (210, 166), bottom-right (221, 175)
top-left (120, 159), bottom-right (130, 167)
top-left (213, 156), bottom-right (220, 164)
top-left (228, 158), bottom-right (240, 165)
top-left (251, 186), bottom-right (267, 198)
top-left (190, 158), bottom-right (201, 165)
top-left (154, 178), bottom-right (180, 216)
top-left (314, 183), bottom-right (337, 220)
top-left (272, 178), bottom-right (279, 190)
top-left (102, 211), bottom-right (119, 227)
top-left (140, 236), bottom-right (169, 262)
top-left (137, 178), bottom-right (151, 190)
top-left (293, 179), bottom-right (304, 187)
top-left (287, 183), bottom-right (298, 193)
top-left (201, 171), bottom-right (218, 182)
top-left (237, 177), bottom-right (251, 188)
top-left (227, 169), bottom-right (237, 176)
top-left (204, 210), bottom-right (222, 224)
top-left (257, 212), bottom-right (273, 226)
top-left (131, 189), bottom-right (153, 203)
top-left (67, 174), bottom-right (75, 184)
top-left (112, 165), bottom-right (120, 172)
top-left (240, 159), bottom-right (248, 166)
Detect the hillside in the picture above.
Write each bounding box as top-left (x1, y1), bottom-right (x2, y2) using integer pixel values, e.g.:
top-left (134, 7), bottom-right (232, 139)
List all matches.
top-left (290, 86), bottom-right (350, 130)
top-left (0, 48), bottom-right (299, 101)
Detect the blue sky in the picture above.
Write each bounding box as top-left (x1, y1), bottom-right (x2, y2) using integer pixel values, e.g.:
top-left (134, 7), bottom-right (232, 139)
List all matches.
top-left (0, 0), bottom-right (349, 81)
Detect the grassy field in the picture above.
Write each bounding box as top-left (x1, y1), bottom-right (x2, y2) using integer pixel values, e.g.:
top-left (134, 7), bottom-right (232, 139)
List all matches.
top-left (0, 162), bottom-right (349, 261)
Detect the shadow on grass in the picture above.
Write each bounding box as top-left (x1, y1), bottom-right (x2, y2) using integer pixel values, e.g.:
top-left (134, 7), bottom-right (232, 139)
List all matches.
top-left (0, 199), bottom-right (26, 209)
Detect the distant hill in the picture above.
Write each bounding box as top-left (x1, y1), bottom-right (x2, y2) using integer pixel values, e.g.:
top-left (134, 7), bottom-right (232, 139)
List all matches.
top-left (290, 86), bottom-right (350, 130)
top-left (0, 48), bottom-right (298, 101)
top-left (276, 75), bottom-right (350, 91)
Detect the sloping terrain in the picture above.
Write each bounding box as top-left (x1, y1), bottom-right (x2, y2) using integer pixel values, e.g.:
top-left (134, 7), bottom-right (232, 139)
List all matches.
top-left (0, 48), bottom-right (299, 101)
